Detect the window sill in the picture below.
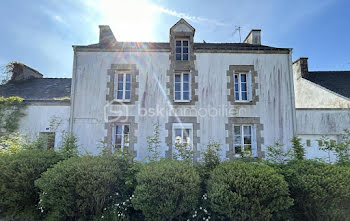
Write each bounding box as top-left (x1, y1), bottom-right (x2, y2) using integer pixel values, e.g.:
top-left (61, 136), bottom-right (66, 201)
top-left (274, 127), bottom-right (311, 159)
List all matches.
top-left (174, 100), bottom-right (191, 103)
top-left (113, 99), bottom-right (131, 103)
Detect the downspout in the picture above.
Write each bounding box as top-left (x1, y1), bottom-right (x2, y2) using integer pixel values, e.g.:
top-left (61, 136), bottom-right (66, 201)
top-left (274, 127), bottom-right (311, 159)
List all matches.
top-left (288, 49), bottom-right (297, 135)
top-left (69, 48), bottom-right (78, 133)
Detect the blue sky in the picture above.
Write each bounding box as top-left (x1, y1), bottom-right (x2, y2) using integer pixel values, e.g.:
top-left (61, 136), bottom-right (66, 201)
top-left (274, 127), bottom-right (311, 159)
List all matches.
top-left (1, 0), bottom-right (349, 78)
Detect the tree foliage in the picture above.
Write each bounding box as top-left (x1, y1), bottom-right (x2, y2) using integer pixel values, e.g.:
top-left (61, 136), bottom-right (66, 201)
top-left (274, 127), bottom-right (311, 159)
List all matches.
top-left (0, 96), bottom-right (26, 136)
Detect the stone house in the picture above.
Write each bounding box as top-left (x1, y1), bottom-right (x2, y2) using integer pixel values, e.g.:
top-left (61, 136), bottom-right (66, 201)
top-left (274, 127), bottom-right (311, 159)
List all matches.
top-left (0, 19), bottom-right (348, 161)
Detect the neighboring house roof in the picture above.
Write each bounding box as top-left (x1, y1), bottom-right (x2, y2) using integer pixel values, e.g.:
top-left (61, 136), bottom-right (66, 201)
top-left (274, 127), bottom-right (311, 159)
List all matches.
top-left (304, 71), bottom-right (350, 99)
top-left (74, 42), bottom-right (290, 52)
top-left (0, 78), bottom-right (71, 102)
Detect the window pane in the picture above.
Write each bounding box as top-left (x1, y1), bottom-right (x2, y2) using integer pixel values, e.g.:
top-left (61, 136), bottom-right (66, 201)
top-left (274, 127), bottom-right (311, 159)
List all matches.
top-left (175, 129), bottom-right (182, 144)
top-left (183, 41), bottom-right (188, 46)
top-left (176, 41), bottom-right (181, 46)
top-left (175, 92), bottom-right (181, 100)
top-left (176, 54), bottom-right (181, 60)
top-left (244, 145), bottom-right (252, 153)
top-left (176, 47), bottom-right (181, 53)
top-left (183, 47), bottom-right (188, 53)
top-left (183, 82), bottom-right (189, 91)
top-left (235, 92), bottom-right (239, 100)
top-left (235, 145), bottom-right (242, 154)
top-left (234, 136), bottom-right (241, 145)
top-left (116, 135), bottom-right (122, 145)
top-left (118, 74), bottom-right (123, 82)
top-left (183, 73), bottom-right (189, 82)
top-left (244, 136), bottom-right (252, 145)
top-left (241, 92), bottom-right (247, 100)
top-left (175, 82), bottom-right (181, 91)
top-left (116, 144), bottom-right (122, 149)
top-left (175, 74), bottom-right (181, 82)
top-left (183, 92), bottom-right (189, 100)
top-left (234, 74), bottom-right (238, 83)
top-left (124, 135), bottom-right (129, 146)
top-left (243, 126), bottom-right (251, 136)
top-left (125, 82), bottom-right (131, 90)
top-left (241, 82), bottom-right (247, 91)
top-left (124, 125), bottom-right (130, 134)
top-left (125, 90), bottom-right (131, 99)
top-left (234, 126), bottom-right (241, 135)
top-left (183, 54), bottom-right (188, 61)
top-left (117, 91), bottom-right (123, 99)
top-left (118, 82), bottom-right (124, 90)
top-left (125, 74), bottom-right (131, 82)
top-left (241, 74), bottom-right (246, 82)
top-left (116, 125), bottom-right (123, 135)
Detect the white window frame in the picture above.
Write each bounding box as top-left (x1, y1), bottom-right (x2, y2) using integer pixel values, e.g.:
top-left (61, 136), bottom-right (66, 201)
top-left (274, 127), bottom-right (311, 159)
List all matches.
top-left (233, 124), bottom-right (255, 157)
top-left (174, 72), bottom-right (191, 102)
top-left (114, 72), bottom-right (131, 102)
top-left (112, 124), bottom-right (130, 151)
top-left (172, 123), bottom-right (193, 148)
top-left (234, 72), bottom-right (250, 102)
top-left (175, 39), bottom-right (189, 61)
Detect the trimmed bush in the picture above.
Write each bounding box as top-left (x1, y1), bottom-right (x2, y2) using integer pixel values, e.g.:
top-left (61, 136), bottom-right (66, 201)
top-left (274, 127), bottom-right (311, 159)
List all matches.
top-left (207, 161), bottom-right (293, 220)
top-left (35, 155), bottom-right (138, 220)
top-left (132, 159), bottom-right (201, 220)
top-left (0, 150), bottom-right (62, 219)
top-left (278, 160), bottom-right (350, 220)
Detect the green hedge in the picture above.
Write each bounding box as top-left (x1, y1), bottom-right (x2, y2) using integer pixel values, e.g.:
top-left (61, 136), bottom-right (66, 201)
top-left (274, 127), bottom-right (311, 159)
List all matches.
top-left (35, 155), bottom-right (138, 220)
top-left (0, 150), bottom-right (62, 219)
top-left (278, 160), bottom-right (350, 220)
top-left (207, 161), bottom-right (293, 220)
top-left (132, 160), bottom-right (200, 220)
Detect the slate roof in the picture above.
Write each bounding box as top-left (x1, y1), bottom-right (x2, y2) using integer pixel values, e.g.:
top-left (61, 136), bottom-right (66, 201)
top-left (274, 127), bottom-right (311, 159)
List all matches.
top-left (74, 42), bottom-right (290, 52)
top-left (0, 78), bottom-right (71, 102)
top-left (304, 71), bottom-right (350, 99)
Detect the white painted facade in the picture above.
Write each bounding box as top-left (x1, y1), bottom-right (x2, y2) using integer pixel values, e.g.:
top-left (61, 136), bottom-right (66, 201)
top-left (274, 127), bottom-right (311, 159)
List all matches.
top-left (18, 104), bottom-right (70, 149)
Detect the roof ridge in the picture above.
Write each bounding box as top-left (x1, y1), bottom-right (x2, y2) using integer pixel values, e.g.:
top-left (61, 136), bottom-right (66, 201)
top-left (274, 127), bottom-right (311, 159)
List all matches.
top-left (309, 70), bottom-right (350, 73)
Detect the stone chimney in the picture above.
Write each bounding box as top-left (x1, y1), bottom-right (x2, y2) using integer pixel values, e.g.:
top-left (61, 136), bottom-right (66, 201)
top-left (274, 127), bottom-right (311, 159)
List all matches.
top-left (243, 29), bottom-right (261, 45)
top-left (10, 62), bottom-right (43, 82)
top-left (99, 25), bottom-right (117, 47)
top-left (293, 57), bottom-right (309, 79)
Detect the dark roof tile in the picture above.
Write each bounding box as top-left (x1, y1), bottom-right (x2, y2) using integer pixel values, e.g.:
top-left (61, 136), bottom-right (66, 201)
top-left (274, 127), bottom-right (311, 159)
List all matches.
top-left (0, 78), bottom-right (71, 101)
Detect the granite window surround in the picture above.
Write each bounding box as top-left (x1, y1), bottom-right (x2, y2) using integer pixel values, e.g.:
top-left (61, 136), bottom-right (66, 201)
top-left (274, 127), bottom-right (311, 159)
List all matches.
top-left (165, 116), bottom-right (200, 161)
top-left (227, 65), bottom-right (259, 105)
top-left (225, 117), bottom-right (264, 159)
top-left (104, 116), bottom-right (137, 157)
top-left (106, 64), bottom-right (139, 104)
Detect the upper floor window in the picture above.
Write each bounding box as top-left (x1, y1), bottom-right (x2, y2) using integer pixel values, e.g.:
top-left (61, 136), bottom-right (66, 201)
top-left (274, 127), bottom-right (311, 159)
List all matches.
top-left (113, 124), bottom-right (130, 150)
top-left (174, 73), bottom-right (190, 102)
top-left (173, 123), bottom-right (192, 147)
top-left (114, 73), bottom-right (131, 101)
top-left (234, 73), bottom-right (248, 101)
top-left (175, 40), bottom-right (189, 61)
top-left (234, 124), bottom-right (255, 157)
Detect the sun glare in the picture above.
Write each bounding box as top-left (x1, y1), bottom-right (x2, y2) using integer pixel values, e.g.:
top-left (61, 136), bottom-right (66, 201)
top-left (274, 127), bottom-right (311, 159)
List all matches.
top-left (99, 0), bottom-right (159, 42)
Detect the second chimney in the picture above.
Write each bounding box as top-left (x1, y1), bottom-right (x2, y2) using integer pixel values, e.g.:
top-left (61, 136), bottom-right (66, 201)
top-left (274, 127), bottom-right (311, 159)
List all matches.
top-left (99, 25), bottom-right (117, 47)
top-left (293, 57), bottom-right (309, 79)
top-left (243, 29), bottom-right (261, 45)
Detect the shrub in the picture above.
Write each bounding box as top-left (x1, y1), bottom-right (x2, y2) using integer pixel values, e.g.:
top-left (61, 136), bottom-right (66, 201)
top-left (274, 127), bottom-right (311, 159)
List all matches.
top-left (278, 160), bottom-right (350, 220)
top-left (132, 159), bottom-right (201, 220)
top-left (0, 150), bottom-right (62, 219)
top-left (291, 136), bottom-right (305, 160)
top-left (207, 161), bottom-right (293, 220)
top-left (35, 155), bottom-right (138, 220)
top-left (59, 133), bottom-right (79, 159)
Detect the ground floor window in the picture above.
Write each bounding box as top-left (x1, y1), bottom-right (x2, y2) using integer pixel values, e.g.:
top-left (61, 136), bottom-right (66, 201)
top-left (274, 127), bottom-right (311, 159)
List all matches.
top-left (234, 125), bottom-right (255, 157)
top-left (39, 132), bottom-right (55, 150)
top-left (113, 125), bottom-right (130, 150)
top-left (173, 123), bottom-right (193, 147)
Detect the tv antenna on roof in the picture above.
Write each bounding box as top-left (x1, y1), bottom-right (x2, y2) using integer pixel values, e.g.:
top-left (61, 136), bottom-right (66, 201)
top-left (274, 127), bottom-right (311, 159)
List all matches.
top-left (233, 26), bottom-right (242, 43)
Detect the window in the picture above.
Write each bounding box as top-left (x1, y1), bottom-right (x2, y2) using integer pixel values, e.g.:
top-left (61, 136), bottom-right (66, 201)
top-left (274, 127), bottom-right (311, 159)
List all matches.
top-left (175, 40), bottom-right (189, 61)
top-left (114, 73), bottom-right (131, 101)
top-left (174, 73), bottom-right (190, 101)
top-left (234, 73), bottom-right (248, 101)
top-left (39, 132), bottom-right (55, 150)
top-left (234, 125), bottom-right (253, 156)
top-left (113, 125), bottom-right (130, 150)
top-left (173, 123), bottom-right (192, 147)
top-left (318, 140), bottom-right (323, 146)
top-left (306, 139), bottom-right (311, 147)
